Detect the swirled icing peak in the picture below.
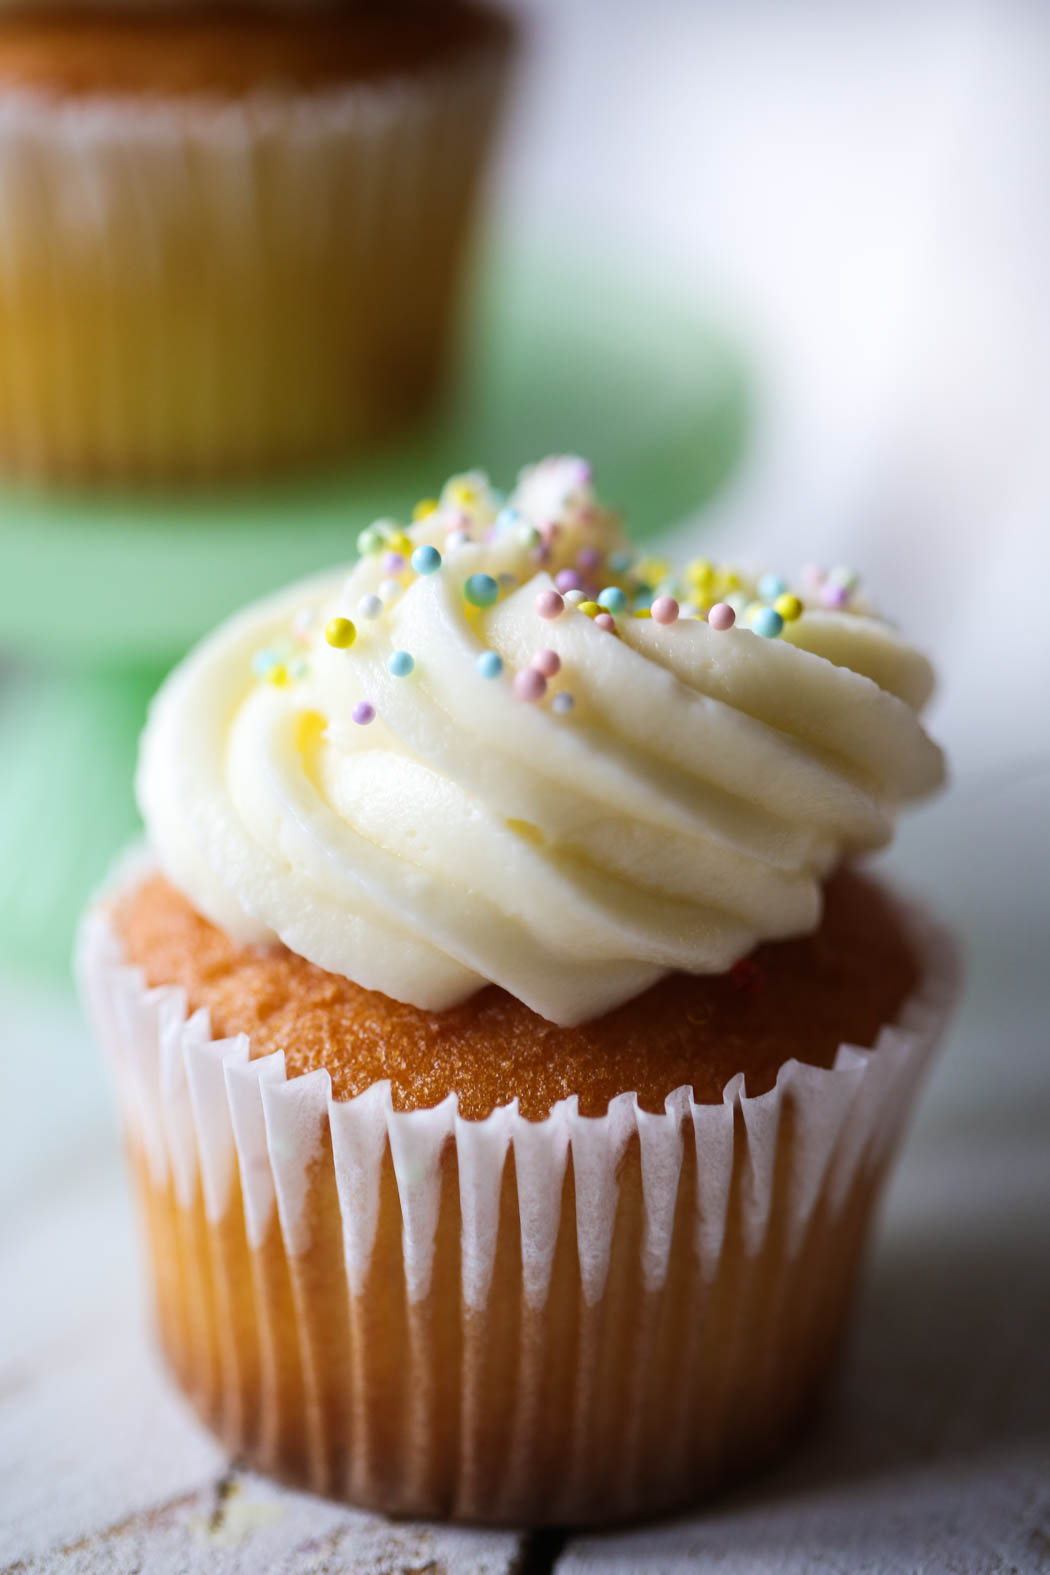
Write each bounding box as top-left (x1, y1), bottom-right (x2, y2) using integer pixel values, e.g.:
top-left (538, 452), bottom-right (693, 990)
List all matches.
top-left (138, 456), bottom-right (944, 1025)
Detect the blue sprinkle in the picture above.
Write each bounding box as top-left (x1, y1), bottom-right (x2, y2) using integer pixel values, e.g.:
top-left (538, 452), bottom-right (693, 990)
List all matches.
top-left (464, 573), bottom-right (500, 608)
top-left (597, 586), bottom-right (628, 615)
top-left (751, 606), bottom-right (784, 639)
top-left (496, 506), bottom-right (521, 533)
top-left (476, 651), bottom-right (503, 679)
top-left (552, 692), bottom-right (575, 715)
top-left (411, 544), bottom-right (442, 576)
top-left (388, 650), bottom-right (415, 677)
top-left (251, 648), bottom-right (280, 677)
top-left (757, 572), bottom-right (786, 602)
top-left (608, 550), bottom-right (634, 574)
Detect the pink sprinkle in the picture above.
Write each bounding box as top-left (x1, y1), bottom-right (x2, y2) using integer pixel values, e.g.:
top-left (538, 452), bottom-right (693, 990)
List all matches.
top-left (802, 564), bottom-right (825, 589)
top-left (651, 596), bottom-right (680, 626)
top-left (381, 551), bottom-right (405, 575)
top-left (352, 701), bottom-right (376, 726)
top-left (532, 648), bottom-right (561, 677)
top-left (576, 546), bottom-right (601, 572)
top-left (708, 602), bottom-right (736, 631)
top-left (594, 612), bottom-right (617, 632)
top-left (820, 581), bottom-right (849, 608)
top-left (532, 544), bottom-right (552, 566)
top-left (535, 589), bottom-right (565, 620)
top-left (555, 568), bottom-right (583, 594)
top-left (513, 668), bottom-right (547, 704)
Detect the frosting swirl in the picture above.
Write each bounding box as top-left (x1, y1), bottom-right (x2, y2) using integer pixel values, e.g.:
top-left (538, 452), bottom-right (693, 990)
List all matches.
top-left (138, 457), bottom-right (944, 1025)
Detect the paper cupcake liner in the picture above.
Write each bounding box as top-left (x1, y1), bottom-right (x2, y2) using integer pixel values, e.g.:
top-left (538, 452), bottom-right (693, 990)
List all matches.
top-left (0, 34), bottom-right (510, 485)
top-left (76, 869), bottom-right (958, 1525)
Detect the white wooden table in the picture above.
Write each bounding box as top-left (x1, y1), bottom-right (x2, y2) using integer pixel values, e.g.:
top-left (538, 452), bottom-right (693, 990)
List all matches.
top-left (3, 778), bottom-right (1048, 1574)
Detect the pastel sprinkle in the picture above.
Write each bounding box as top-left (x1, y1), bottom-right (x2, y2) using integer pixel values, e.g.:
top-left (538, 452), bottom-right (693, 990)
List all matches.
top-left (388, 532), bottom-right (413, 557)
top-left (535, 589), bottom-right (565, 620)
top-left (687, 558), bottom-right (715, 589)
top-left (608, 551), bottom-right (634, 574)
top-left (517, 523), bottom-right (542, 549)
top-left (358, 593), bottom-right (383, 620)
top-left (757, 572), bottom-right (787, 602)
top-left (532, 649), bottom-right (561, 677)
top-left (378, 579), bottom-right (402, 606)
top-left (464, 573), bottom-right (499, 608)
top-left (828, 565), bottom-right (858, 589)
top-left (820, 581), bottom-right (850, 609)
top-left (288, 658), bottom-right (308, 681)
top-left (651, 596), bottom-right (680, 626)
top-left (267, 663), bottom-right (290, 687)
top-left (325, 617), bottom-right (357, 649)
top-left (412, 498), bottom-right (438, 521)
top-left (497, 506), bottom-right (521, 532)
top-left (381, 551), bottom-right (405, 576)
top-left (578, 600), bottom-right (601, 618)
top-left (751, 606), bottom-right (784, 639)
top-left (597, 586), bottom-right (627, 615)
top-left (577, 546), bottom-right (601, 573)
top-left (388, 650), bottom-right (415, 677)
top-left (412, 544), bottom-right (442, 576)
top-left (352, 701), bottom-right (376, 725)
top-left (476, 650), bottom-right (503, 679)
top-left (447, 479), bottom-right (477, 507)
top-left (555, 568), bottom-right (583, 594)
top-left (564, 588), bottom-right (587, 606)
top-left (552, 691), bottom-right (575, 715)
top-left (775, 592), bottom-right (803, 622)
top-left (251, 648), bottom-right (280, 677)
top-left (513, 668), bottom-right (547, 703)
top-left (707, 602), bottom-right (736, 630)
top-left (594, 612), bottom-right (617, 632)
top-left (356, 526), bottom-right (384, 556)
top-left (802, 564), bottom-right (825, 589)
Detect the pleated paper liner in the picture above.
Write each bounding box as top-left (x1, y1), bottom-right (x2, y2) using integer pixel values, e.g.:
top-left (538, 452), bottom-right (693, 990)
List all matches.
top-left (76, 867), bottom-right (957, 1526)
top-left (0, 26), bottom-right (510, 485)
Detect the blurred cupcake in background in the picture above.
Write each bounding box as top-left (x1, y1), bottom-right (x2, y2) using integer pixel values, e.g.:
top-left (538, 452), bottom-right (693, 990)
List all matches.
top-left (0, 2), bottom-right (513, 486)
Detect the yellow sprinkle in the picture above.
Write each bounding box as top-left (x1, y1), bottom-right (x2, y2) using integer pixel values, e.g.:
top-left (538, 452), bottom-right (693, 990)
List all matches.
top-left (412, 498), bottom-right (439, 521)
top-left (636, 557), bottom-right (670, 585)
top-left (775, 592), bottom-right (803, 622)
top-left (388, 531), bottom-right (412, 556)
top-left (687, 558), bottom-right (715, 588)
top-left (267, 663), bottom-right (290, 687)
top-left (716, 567), bottom-right (741, 593)
top-left (578, 600), bottom-right (601, 618)
top-left (633, 607), bottom-right (653, 618)
top-left (447, 479), bottom-right (477, 507)
top-left (325, 617), bottom-right (357, 649)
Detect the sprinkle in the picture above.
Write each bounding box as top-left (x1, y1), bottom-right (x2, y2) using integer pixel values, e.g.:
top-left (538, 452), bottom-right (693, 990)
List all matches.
top-left (715, 567), bottom-right (741, 594)
top-left (577, 546), bottom-right (601, 573)
top-left (497, 506), bottom-right (521, 533)
top-left (608, 550), bottom-right (634, 574)
top-left (464, 573), bottom-right (499, 608)
top-left (251, 647), bottom-right (280, 677)
top-left (594, 612), bottom-right (617, 632)
top-left (687, 558), bottom-right (715, 589)
top-left (633, 587), bottom-right (654, 611)
top-left (707, 601), bottom-right (736, 630)
top-left (356, 526), bottom-right (385, 557)
top-left (381, 551), bottom-right (405, 576)
top-left (651, 596), bottom-right (680, 626)
top-left (757, 572), bottom-right (786, 602)
top-left (633, 607), bottom-right (652, 619)
top-left (535, 589), bottom-right (565, 620)
top-left (532, 649), bottom-right (561, 677)
top-left (267, 663), bottom-right (290, 687)
top-left (597, 586), bottom-right (628, 615)
top-left (775, 592), bottom-right (803, 622)
top-left (751, 606), bottom-right (784, 638)
top-left (802, 564), bottom-right (825, 589)
top-left (518, 524), bottom-right (542, 550)
top-left (413, 498), bottom-right (439, 521)
top-left (552, 691), bottom-right (575, 715)
top-left (411, 544), bottom-right (442, 576)
top-left (513, 668), bottom-right (547, 703)
top-left (325, 617), bottom-right (357, 649)
top-left (828, 565), bottom-right (858, 590)
top-left (578, 600), bottom-right (601, 618)
top-left (555, 568), bottom-right (583, 594)
top-left (447, 479), bottom-right (477, 507)
top-left (476, 650), bottom-right (503, 679)
top-left (820, 581), bottom-right (849, 609)
top-left (378, 579), bottom-right (402, 606)
top-left (446, 531), bottom-right (473, 553)
top-left (388, 650), bottom-right (415, 677)
top-left (564, 588), bottom-right (587, 606)
top-left (388, 531), bottom-right (413, 557)
top-left (358, 593), bottom-right (383, 620)
top-left (352, 701), bottom-right (376, 725)
top-left (288, 658), bottom-right (309, 681)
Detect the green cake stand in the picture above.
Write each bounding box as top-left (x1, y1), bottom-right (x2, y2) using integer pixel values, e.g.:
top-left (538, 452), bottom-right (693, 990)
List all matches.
top-left (0, 249), bottom-right (749, 975)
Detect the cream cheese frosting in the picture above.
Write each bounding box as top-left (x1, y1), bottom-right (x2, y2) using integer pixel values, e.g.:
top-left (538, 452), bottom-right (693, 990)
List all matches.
top-left (137, 456), bottom-right (944, 1025)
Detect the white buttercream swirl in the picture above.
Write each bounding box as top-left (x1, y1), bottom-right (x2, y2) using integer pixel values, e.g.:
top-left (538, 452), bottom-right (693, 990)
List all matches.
top-left (138, 457), bottom-right (944, 1024)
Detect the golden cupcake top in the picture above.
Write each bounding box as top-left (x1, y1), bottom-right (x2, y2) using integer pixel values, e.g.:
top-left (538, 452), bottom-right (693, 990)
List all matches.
top-left (137, 455), bottom-right (945, 1026)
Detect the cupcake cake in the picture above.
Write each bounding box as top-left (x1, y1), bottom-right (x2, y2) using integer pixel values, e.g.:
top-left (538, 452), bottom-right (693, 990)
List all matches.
top-left (78, 456), bottom-right (956, 1524)
top-left (0, 2), bottom-right (513, 485)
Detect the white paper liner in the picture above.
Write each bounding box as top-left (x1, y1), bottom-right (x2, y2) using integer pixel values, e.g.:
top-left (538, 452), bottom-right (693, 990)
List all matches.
top-left (0, 37), bottom-right (509, 482)
top-left (75, 862), bottom-right (958, 1523)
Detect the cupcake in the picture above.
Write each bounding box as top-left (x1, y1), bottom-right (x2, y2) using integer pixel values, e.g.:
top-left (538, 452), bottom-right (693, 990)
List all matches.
top-left (0, 2), bottom-right (513, 485)
top-left (78, 456), bottom-right (956, 1524)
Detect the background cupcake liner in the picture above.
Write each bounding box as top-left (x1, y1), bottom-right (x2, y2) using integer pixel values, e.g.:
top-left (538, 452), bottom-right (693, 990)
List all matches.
top-left (0, 36), bottom-right (509, 484)
top-left (76, 869), bottom-right (957, 1525)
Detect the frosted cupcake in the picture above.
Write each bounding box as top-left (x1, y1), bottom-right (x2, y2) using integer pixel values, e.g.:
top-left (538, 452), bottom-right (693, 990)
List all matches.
top-left (0, 3), bottom-right (512, 485)
top-left (78, 456), bottom-right (956, 1524)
